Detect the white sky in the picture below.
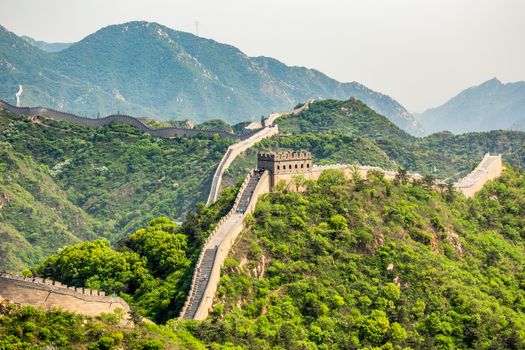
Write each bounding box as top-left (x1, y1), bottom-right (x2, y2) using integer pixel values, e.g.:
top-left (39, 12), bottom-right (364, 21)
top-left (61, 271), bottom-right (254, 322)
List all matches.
top-left (1, 0), bottom-right (524, 112)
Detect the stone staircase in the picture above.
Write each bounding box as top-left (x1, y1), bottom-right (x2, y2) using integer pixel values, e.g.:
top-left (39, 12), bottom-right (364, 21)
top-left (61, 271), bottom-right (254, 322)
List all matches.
top-left (237, 174), bottom-right (260, 212)
top-left (182, 247), bottom-right (219, 320)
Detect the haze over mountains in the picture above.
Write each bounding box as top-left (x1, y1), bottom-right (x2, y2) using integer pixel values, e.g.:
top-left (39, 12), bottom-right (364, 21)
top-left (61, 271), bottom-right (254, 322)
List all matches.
top-left (416, 78), bottom-right (525, 134)
top-left (0, 21), bottom-right (425, 135)
top-left (21, 35), bottom-right (72, 53)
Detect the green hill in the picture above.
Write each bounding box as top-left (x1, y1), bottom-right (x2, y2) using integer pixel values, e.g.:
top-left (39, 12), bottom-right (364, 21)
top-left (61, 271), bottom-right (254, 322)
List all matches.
top-left (195, 167), bottom-right (525, 349)
top-left (0, 108), bottom-right (232, 270)
top-left (23, 167), bottom-right (525, 348)
top-left (0, 22), bottom-right (423, 134)
top-left (0, 149), bottom-right (103, 270)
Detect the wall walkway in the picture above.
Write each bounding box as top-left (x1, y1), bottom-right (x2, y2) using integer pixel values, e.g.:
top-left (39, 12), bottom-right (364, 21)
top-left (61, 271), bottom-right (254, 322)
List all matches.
top-left (453, 153), bottom-right (503, 197)
top-left (180, 170), bottom-right (270, 320)
top-left (206, 100), bottom-right (313, 205)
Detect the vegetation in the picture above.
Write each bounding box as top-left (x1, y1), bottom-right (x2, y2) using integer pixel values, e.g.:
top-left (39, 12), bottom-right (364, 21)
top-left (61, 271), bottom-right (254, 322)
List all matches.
top-left (193, 167), bottom-right (525, 349)
top-left (0, 108), bottom-right (233, 270)
top-left (0, 302), bottom-right (207, 349)
top-left (0, 148), bottom-right (103, 270)
top-left (9, 167), bottom-right (525, 348)
top-left (36, 186), bottom-right (238, 323)
top-left (139, 117), bottom-right (193, 129)
top-left (196, 120), bottom-right (234, 133)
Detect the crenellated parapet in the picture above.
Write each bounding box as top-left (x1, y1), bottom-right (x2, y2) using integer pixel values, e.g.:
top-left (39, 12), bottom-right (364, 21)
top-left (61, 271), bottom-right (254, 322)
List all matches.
top-left (0, 272), bottom-right (131, 318)
top-left (257, 151), bottom-right (312, 186)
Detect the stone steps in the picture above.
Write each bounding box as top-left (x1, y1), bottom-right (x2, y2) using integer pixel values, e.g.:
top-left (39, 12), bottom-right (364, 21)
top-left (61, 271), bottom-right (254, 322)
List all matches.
top-left (181, 173), bottom-right (263, 320)
top-left (237, 175), bottom-right (260, 212)
top-left (182, 247), bottom-right (218, 320)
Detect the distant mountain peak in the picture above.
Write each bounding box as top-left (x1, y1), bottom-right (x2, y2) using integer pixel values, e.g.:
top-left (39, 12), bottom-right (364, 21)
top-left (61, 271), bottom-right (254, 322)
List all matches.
top-left (0, 21), bottom-right (423, 134)
top-left (21, 35), bottom-right (72, 52)
top-left (480, 77), bottom-right (502, 87)
top-left (415, 77), bottom-right (525, 134)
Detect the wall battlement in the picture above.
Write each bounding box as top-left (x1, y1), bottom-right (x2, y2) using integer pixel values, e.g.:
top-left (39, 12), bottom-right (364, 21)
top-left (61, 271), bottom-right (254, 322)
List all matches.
top-left (0, 273), bottom-right (130, 318)
top-left (257, 150), bottom-right (312, 161)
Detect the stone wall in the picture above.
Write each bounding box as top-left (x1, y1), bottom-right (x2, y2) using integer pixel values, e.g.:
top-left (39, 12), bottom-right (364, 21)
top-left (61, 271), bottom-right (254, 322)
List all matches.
top-left (0, 274), bottom-right (130, 317)
top-left (273, 164), bottom-right (411, 191)
top-left (206, 126), bottom-right (278, 205)
top-left (193, 171), bottom-right (271, 320)
top-left (0, 99), bottom-right (253, 140)
top-left (206, 100), bottom-right (314, 205)
top-left (180, 170), bottom-right (271, 320)
top-left (454, 153), bottom-right (503, 197)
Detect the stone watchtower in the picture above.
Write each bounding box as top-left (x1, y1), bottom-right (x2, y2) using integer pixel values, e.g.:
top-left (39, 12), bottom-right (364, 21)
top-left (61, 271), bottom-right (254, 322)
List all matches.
top-left (257, 151), bottom-right (312, 187)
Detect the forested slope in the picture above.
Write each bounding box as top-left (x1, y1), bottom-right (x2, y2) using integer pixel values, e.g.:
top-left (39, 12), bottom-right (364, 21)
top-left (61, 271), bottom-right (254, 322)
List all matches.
top-left (0, 108), bottom-right (233, 270)
top-left (195, 167), bottom-right (525, 349)
top-left (15, 167), bottom-right (525, 349)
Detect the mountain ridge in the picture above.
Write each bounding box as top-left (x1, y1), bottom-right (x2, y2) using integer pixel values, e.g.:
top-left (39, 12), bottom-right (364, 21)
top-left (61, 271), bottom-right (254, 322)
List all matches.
top-left (415, 78), bottom-right (525, 134)
top-left (0, 21), bottom-right (425, 135)
top-left (21, 35), bottom-right (72, 52)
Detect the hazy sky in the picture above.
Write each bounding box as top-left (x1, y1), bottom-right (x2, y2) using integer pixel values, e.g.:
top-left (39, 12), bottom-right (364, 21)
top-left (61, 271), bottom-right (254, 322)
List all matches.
top-left (1, 0), bottom-right (524, 112)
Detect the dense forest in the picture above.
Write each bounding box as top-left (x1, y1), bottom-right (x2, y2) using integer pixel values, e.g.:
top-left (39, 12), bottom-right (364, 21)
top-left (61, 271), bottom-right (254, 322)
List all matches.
top-left (9, 166), bottom-right (524, 349)
top-left (0, 109), bottom-right (234, 270)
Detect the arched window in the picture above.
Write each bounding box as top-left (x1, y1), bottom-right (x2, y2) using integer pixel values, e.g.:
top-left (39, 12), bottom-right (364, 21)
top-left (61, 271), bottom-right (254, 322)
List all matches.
top-left (295, 164), bottom-right (298, 169)
top-left (277, 165), bottom-right (280, 170)
top-left (301, 164), bottom-right (304, 168)
top-left (307, 163), bottom-right (310, 168)
top-left (289, 164), bottom-right (292, 169)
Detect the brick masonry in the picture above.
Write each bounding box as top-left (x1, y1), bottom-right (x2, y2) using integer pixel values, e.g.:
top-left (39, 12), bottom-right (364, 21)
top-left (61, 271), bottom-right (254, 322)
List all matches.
top-left (0, 274), bottom-right (130, 317)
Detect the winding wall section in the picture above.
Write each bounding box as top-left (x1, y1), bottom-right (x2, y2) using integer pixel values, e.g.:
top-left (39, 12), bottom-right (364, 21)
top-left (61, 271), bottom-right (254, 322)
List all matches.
top-left (206, 100), bottom-right (314, 205)
top-left (0, 99), bottom-right (256, 140)
top-left (453, 153), bottom-right (502, 197)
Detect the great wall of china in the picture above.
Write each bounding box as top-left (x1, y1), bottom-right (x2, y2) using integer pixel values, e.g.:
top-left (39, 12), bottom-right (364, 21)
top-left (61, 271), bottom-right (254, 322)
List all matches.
top-left (453, 153), bottom-right (503, 197)
top-left (180, 150), bottom-right (503, 320)
top-left (206, 100), bottom-right (314, 205)
top-left (0, 99), bottom-right (257, 140)
top-left (0, 98), bottom-right (504, 322)
top-left (0, 273), bottom-right (130, 318)
top-left (0, 99), bottom-right (312, 320)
